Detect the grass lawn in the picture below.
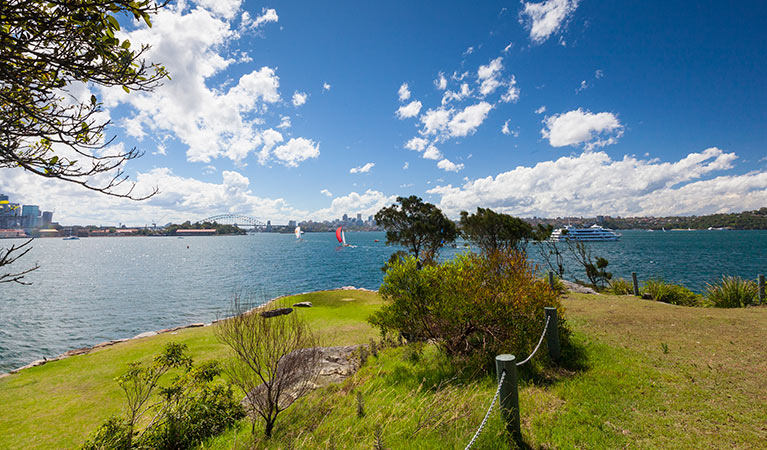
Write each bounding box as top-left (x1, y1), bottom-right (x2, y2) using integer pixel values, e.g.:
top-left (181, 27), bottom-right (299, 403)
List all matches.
top-left (1, 289), bottom-right (765, 449)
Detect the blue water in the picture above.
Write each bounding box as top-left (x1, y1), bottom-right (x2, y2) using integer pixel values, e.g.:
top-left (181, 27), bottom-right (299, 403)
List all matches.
top-left (0, 230), bottom-right (765, 372)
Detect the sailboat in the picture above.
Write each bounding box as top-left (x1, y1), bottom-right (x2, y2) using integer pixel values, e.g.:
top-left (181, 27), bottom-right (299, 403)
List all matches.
top-left (63, 228), bottom-right (79, 240)
top-left (295, 226), bottom-right (302, 240)
top-left (335, 226), bottom-right (355, 247)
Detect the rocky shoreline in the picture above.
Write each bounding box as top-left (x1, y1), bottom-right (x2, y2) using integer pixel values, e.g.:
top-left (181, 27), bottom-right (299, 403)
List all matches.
top-left (0, 286), bottom-right (376, 378)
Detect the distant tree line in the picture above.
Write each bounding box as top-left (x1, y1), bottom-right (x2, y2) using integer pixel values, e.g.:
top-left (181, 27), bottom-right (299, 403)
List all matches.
top-left (602, 208), bottom-right (767, 230)
top-left (164, 221), bottom-right (245, 236)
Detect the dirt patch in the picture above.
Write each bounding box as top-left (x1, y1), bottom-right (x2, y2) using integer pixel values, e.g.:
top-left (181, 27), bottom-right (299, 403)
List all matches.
top-left (340, 297), bottom-right (356, 302)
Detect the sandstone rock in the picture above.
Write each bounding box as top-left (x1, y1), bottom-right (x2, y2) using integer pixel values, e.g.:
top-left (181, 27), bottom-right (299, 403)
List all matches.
top-left (561, 280), bottom-right (599, 295)
top-left (260, 307), bottom-right (293, 318)
top-left (293, 301), bottom-right (312, 307)
top-left (133, 331), bottom-right (158, 339)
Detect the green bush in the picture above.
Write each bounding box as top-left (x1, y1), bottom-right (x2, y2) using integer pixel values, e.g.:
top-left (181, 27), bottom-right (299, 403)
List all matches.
top-left (705, 276), bottom-right (759, 308)
top-left (608, 278), bottom-right (634, 295)
top-left (641, 278), bottom-right (703, 307)
top-left (369, 249), bottom-right (566, 371)
top-left (82, 345), bottom-right (244, 450)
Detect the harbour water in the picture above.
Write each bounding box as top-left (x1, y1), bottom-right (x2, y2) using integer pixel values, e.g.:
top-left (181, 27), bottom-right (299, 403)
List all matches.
top-left (1, 230), bottom-right (765, 372)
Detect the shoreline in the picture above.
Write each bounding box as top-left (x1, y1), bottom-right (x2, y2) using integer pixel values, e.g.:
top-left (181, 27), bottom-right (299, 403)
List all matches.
top-left (0, 286), bottom-right (376, 378)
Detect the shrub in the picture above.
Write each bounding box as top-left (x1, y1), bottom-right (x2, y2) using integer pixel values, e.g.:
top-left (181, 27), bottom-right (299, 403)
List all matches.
top-left (369, 249), bottom-right (566, 371)
top-left (81, 344), bottom-right (244, 450)
top-left (705, 276), bottom-right (759, 308)
top-left (641, 278), bottom-right (703, 307)
top-left (608, 278), bottom-right (634, 295)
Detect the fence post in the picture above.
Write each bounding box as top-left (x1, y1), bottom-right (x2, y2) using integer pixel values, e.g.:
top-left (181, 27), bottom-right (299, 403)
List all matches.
top-left (632, 272), bottom-right (639, 296)
top-left (759, 274), bottom-right (765, 305)
top-left (548, 271), bottom-right (555, 290)
top-left (544, 307), bottom-right (560, 363)
top-left (495, 355), bottom-right (521, 445)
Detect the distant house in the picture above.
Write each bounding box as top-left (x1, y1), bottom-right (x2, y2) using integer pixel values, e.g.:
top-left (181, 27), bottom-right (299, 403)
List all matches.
top-left (0, 229), bottom-right (27, 238)
top-left (175, 229), bottom-right (216, 236)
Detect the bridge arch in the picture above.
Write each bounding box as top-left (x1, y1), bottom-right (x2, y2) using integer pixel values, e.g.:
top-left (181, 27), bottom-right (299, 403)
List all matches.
top-left (197, 214), bottom-right (266, 228)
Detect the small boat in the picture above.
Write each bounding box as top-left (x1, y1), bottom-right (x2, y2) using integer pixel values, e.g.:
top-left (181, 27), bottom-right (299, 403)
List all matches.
top-left (335, 226), bottom-right (355, 247)
top-left (374, 239), bottom-right (379, 242)
top-left (63, 228), bottom-right (79, 240)
top-left (550, 224), bottom-right (621, 242)
top-left (295, 226), bottom-right (302, 240)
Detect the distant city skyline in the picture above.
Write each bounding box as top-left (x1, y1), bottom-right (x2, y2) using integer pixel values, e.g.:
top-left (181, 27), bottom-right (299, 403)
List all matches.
top-left (1, 1), bottom-right (765, 226)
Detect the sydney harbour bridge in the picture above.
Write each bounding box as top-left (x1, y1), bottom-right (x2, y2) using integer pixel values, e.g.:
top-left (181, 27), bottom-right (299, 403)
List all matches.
top-left (196, 214), bottom-right (268, 231)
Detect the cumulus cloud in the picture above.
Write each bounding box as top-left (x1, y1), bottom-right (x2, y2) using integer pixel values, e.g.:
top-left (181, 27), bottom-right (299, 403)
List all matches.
top-left (427, 148), bottom-right (750, 218)
top-left (542, 108), bottom-right (623, 150)
top-left (519, 0), bottom-right (579, 44)
top-left (277, 115), bottom-right (291, 129)
top-left (447, 102), bottom-right (494, 138)
top-left (292, 91), bottom-right (307, 107)
top-left (350, 162), bottom-right (375, 174)
top-left (437, 158), bottom-right (464, 172)
top-left (402, 162), bottom-right (409, 170)
top-left (398, 83), bottom-right (411, 101)
top-left (423, 145), bottom-right (443, 160)
top-left (535, 105), bottom-right (547, 114)
top-left (500, 76), bottom-right (520, 103)
top-left (434, 73), bottom-right (447, 90)
top-left (502, 120), bottom-right (511, 135)
top-left (323, 82), bottom-right (331, 91)
top-left (396, 100), bottom-right (423, 119)
top-left (311, 190), bottom-right (397, 221)
top-left (272, 138), bottom-right (320, 167)
top-left (320, 189), bottom-right (333, 197)
top-left (404, 137), bottom-right (429, 152)
top-left (477, 57), bottom-right (504, 96)
top-left (98, 3), bottom-right (317, 167)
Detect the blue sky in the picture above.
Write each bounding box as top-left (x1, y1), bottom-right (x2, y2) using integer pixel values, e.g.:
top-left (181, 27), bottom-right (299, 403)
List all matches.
top-left (2, 0), bottom-right (766, 225)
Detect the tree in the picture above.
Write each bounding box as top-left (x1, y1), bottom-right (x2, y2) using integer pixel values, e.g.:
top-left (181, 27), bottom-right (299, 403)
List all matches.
top-left (531, 224), bottom-right (566, 278)
top-left (374, 195), bottom-right (457, 265)
top-left (459, 207), bottom-right (533, 254)
top-left (214, 298), bottom-right (321, 438)
top-left (0, 239), bottom-right (39, 284)
top-left (1, 0), bottom-right (168, 199)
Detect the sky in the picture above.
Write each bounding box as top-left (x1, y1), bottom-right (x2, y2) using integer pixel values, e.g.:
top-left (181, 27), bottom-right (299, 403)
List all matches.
top-left (1, 0), bottom-right (766, 226)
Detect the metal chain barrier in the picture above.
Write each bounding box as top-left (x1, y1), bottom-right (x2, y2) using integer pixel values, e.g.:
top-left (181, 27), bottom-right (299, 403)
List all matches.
top-left (516, 315), bottom-right (551, 367)
top-left (464, 370), bottom-right (506, 450)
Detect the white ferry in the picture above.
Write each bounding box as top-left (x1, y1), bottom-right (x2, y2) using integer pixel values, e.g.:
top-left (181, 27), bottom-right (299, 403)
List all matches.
top-left (550, 224), bottom-right (621, 242)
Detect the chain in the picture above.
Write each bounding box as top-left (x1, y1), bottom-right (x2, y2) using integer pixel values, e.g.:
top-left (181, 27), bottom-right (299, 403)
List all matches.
top-left (464, 370), bottom-right (506, 450)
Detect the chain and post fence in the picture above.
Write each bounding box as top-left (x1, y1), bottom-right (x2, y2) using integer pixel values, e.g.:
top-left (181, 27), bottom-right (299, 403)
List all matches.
top-left (464, 307), bottom-right (559, 449)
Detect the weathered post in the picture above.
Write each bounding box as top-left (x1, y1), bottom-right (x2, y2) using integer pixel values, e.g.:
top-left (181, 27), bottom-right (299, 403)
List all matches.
top-left (548, 271), bottom-right (555, 290)
top-left (544, 307), bottom-right (560, 363)
top-left (495, 355), bottom-right (521, 445)
top-left (632, 272), bottom-right (639, 296)
top-left (759, 274), bottom-right (765, 305)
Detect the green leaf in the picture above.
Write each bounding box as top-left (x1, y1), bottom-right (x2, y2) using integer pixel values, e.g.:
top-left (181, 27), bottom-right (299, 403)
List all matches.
top-left (122, 85), bottom-right (130, 93)
top-left (106, 15), bottom-right (120, 31)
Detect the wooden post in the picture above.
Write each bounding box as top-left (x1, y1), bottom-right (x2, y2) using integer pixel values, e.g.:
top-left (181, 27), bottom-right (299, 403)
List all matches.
top-left (632, 272), bottom-right (639, 296)
top-left (548, 271), bottom-right (555, 290)
top-left (544, 307), bottom-right (560, 363)
top-left (759, 274), bottom-right (765, 305)
top-left (495, 355), bottom-right (521, 445)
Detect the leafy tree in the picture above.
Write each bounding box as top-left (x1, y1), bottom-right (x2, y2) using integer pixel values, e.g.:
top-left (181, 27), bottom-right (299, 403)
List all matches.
top-left (1, 0), bottom-right (168, 198)
top-left (374, 195), bottom-right (457, 264)
top-left (459, 207), bottom-right (533, 253)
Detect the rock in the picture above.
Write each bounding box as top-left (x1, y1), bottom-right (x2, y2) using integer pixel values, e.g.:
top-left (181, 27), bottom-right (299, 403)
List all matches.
top-left (293, 301), bottom-right (312, 307)
top-left (642, 293), bottom-right (653, 300)
top-left (561, 280), bottom-right (599, 295)
top-left (260, 307), bottom-right (293, 318)
top-left (132, 331), bottom-right (158, 339)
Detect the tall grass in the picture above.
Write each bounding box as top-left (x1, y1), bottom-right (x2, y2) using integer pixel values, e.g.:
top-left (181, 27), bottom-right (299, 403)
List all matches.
top-left (641, 279), bottom-right (703, 307)
top-left (607, 278), bottom-right (634, 295)
top-left (705, 276), bottom-right (759, 308)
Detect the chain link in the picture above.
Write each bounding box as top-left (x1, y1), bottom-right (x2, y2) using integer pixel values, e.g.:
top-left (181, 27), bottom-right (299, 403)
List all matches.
top-left (464, 370), bottom-right (506, 450)
top-left (516, 315), bottom-right (551, 367)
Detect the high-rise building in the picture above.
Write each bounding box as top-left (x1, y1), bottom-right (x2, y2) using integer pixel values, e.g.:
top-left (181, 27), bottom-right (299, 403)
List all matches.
top-left (21, 205), bottom-right (41, 228)
top-left (288, 220), bottom-right (296, 228)
top-left (356, 213), bottom-right (362, 223)
top-left (342, 214), bottom-right (348, 223)
top-left (42, 211), bottom-right (54, 228)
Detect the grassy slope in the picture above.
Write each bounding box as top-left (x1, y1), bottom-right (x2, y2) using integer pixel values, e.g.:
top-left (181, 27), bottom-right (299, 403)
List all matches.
top-left (2, 290), bottom-right (766, 449)
top-left (0, 290), bottom-right (381, 450)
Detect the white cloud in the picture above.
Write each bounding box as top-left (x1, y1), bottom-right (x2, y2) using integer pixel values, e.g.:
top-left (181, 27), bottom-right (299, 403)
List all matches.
top-left (535, 105), bottom-right (547, 114)
top-left (311, 190), bottom-right (397, 221)
top-left (423, 145), bottom-right (443, 160)
top-left (323, 82), bottom-right (331, 91)
top-left (256, 128), bottom-right (284, 164)
top-left (502, 120), bottom-right (511, 135)
top-left (396, 100), bottom-right (423, 119)
top-left (500, 76), bottom-right (520, 103)
top-left (404, 137), bottom-right (429, 152)
top-left (292, 91), bottom-right (307, 107)
top-left (595, 69), bottom-right (604, 79)
top-left (272, 138), bottom-right (320, 167)
top-left (441, 83), bottom-right (471, 105)
top-left (398, 83), bottom-right (411, 101)
top-left (402, 162), bottom-right (409, 170)
top-left (448, 102), bottom-right (494, 138)
top-left (350, 162), bottom-right (375, 174)
top-left (427, 148), bottom-right (754, 218)
top-left (241, 7), bottom-right (279, 29)
top-left (477, 57), bottom-right (504, 96)
top-left (575, 80), bottom-right (588, 93)
top-left (437, 158), bottom-right (464, 172)
top-left (464, 46), bottom-right (475, 55)
top-left (434, 73), bottom-right (447, 90)
top-left (277, 115), bottom-right (291, 129)
top-left (519, 0), bottom-right (579, 44)
top-left (420, 108), bottom-right (452, 136)
top-left (542, 108), bottom-right (623, 150)
top-left (320, 189), bottom-right (333, 197)
top-left (99, 3), bottom-right (317, 167)
top-left (503, 42), bottom-right (513, 53)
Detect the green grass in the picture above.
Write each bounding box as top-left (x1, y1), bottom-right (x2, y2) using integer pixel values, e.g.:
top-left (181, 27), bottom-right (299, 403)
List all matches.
top-left (0, 290), bottom-right (381, 450)
top-left (2, 289), bottom-right (766, 449)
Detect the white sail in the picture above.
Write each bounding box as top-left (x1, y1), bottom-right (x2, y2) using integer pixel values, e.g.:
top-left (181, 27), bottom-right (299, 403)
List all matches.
top-left (295, 226), bottom-right (301, 239)
top-left (342, 230), bottom-right (347, 245)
